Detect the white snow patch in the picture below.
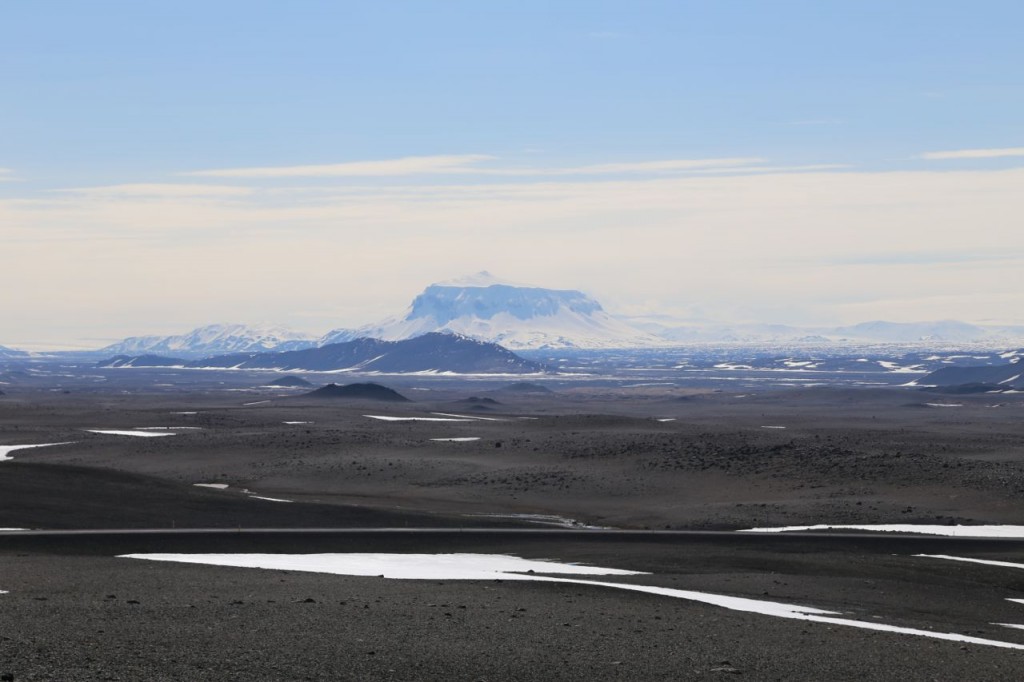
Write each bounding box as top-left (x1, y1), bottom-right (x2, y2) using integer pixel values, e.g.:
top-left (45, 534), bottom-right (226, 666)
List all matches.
top-left (243, 400), bottom-right (271, 406)
top-left (249, 495), bottom-right (293, 503)
top-left (86, 429), bottom-right (175, 438)
top-left (120, 552), bottom-right (1024, 651)
top-left (193, 483), bottom-right (229, 490)
top-left (916, 554), bottom-right (1024, 570)
top-left (925, 403), bottom-right (963, 408)
top-left (760, 425), bottom-right (787, 429)
top-left (430, 412), bottom-right (504, 421)
top-left (173, 411), bottom-right (198, 415)
top-left (430, 437), bottom-right (481, 442)
top-left (656, 418), bottom-right (677, 422)
top-left (741, 524), bottom-right (1024, 538)
top-left (364, 415), bottom-right (475, 422)
top-left (0, 442), bottom-right (74, 462)
top-left (135, 426), bottom-right (202, 431)
top-left (283, 421), bottom-right (313, 425)
top-left (995, 623), bottom-right (1024, 631)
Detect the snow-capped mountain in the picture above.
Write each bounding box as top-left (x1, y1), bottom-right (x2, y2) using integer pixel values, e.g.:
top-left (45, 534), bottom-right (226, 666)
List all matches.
top-left (99, 323), bottom-right (316, 357)
top-left (320, 272), bottom-right (661, 350)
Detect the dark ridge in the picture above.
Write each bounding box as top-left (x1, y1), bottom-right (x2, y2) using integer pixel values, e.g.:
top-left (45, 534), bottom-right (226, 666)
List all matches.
top-left (304, 382), bottom-right (411, 402)
top-left (188, 332), bottom-right (545, 374)
top-left (0, 461), bottom-right (513, 530)
top-left (920, 383), bottom-right (1006, 395)
top-left (97, 354), bottom-right (185, 368)
top-left (920, 360), bottom-right (1023, 389)
top-left (498, 381), bottom-right (553, 394)
top-left (266, 375), bottom-right (314, 388)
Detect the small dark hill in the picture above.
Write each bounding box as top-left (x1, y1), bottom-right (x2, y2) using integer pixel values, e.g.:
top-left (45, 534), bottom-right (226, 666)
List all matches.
top-left (498, 381), bottom-right (553, 394)
top-left (267, 375), bottom-right (314, 388)
top-left (456, 396), bottom-right (501, 406)
top-left (304, 382), bottom-right (410, 402)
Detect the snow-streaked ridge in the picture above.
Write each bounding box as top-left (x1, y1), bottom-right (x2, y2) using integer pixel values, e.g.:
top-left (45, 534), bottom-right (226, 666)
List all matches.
top-left (100, 323), bottom-right (316, 356)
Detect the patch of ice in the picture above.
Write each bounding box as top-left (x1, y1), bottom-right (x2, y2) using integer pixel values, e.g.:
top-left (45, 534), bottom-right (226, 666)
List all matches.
top-left (86, 430), bottom-right (175, 438)
top-left (915, 554), bottom-right (1024, 570)
top-left (193, 483), bottom-right (229, 490)
top-left (430, 437), bottom-right (481, 442)
top-left (364, 415), bottom-right (475, 422)
top-left (120, 552), bottom-right (1024, 651)
top-left (430, 412), bottom-right (503, 421)
top-left (0, 442), bottom-right (74, 462)
top-left (995, 623), bottom-right (1024, 630)
top-left (741, 524), bottom-right (1024, 538)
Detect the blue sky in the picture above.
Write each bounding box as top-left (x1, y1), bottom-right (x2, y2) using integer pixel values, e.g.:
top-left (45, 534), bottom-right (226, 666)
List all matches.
top-left (2, 1), bottom-right (1023, 347)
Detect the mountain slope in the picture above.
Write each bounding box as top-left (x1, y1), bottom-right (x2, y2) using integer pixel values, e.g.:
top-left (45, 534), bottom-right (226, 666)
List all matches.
top-left (0, 344), bottom-right (28, 359)
top-left (100, 323), bottom-right (316, 357)
top-left (191, 332), bottom-right (545, 374)
top-left (320, 271), bottom-right (660, 350)
top-left (919, 354), bottom-right (1023, 389)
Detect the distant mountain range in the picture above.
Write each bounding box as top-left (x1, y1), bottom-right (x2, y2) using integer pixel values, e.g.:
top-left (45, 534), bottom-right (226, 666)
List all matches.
top-left (631, 318), bottom-right (1024, 345)
top-left (98, 332), bottom-right (545, 375)
top-left (6, 273), bottom-right (1024, 355)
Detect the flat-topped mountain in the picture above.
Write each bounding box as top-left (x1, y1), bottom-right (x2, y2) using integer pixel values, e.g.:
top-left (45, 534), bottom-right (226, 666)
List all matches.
top-left (320, 272), bottom-right (660, 350)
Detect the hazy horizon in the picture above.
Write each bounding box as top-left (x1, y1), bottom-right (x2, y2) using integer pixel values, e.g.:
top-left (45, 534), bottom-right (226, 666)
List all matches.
top-left (3, 1), bottom-right (1023, 349)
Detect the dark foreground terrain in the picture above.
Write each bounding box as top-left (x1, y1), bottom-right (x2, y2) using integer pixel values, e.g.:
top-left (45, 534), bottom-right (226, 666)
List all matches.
top-left (2, 366), bottom-right (1024, 679)
top-left (4, 530), bottom-right (1024, 681)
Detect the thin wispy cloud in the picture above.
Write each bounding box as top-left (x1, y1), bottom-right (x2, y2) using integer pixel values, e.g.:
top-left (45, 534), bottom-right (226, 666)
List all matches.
top-left (186, 154), bottom-right (495, 178)
top-left (184, 155), bottom-right (768, 180)
top-left (0, 168), bottom-right (16, 181)
top-left (920, 146), bottom-right (1024, 160)
top-left (490, 157), bottom-right (766, 176)
top-left (59, 183), bottom-right (253, 198)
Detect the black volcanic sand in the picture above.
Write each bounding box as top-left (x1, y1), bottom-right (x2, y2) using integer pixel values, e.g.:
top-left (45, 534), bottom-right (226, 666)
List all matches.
top-left (4, 382), bottom-right (1024, 678)
top-left (2, 386), bottom-right (1024, 530)
top-left (3, 532), bottom-right (1024, 680)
